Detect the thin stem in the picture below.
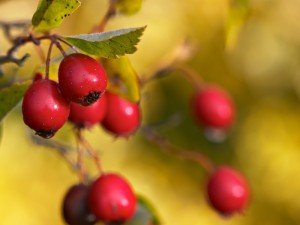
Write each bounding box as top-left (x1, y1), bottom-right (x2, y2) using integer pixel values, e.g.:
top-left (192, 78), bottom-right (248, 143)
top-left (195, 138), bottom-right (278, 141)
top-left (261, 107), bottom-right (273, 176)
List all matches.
top-left (57, 37), bottom-right (78, 53)
top-left (45, 40), bottom-right (54, 80)
top-left (142, 63), bottom-right (204, 91)
top-left (0, 33), bottom-right (48, 66)
top-left (55, 41), bottom-right (67, 57)
top-left (173, 64), bottom-right (204, 90)
top-left (74, 129), bottom-right (88, 183)
top-left (81, 136), bottom-right (102, 174)
top-left (75, 128), bottom-right (103, 174)
top-left (0, 20), bottom-right (31, 42)
top-left (92, 0), bottom-right (117, 33)
top-left (76, 141), bottom-right (86, 183)
top-left (141, 126), bottom-right (215, 174)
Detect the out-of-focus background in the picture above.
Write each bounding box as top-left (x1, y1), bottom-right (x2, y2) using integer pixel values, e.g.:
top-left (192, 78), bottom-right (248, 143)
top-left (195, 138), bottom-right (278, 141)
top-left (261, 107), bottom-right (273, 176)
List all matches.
top-left (1, 0), bottom-right (300, 224)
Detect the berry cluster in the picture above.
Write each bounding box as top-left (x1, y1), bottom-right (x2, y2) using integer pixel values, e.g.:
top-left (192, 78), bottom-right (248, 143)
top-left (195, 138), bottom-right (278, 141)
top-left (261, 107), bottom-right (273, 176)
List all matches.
top-left (22, 53), bottom-right (140, 138)
top-left (2, 0), bottom-right (254, 223)
top-left (21, 51), bottom-right (249, 222)
top-left (62, 173), bottom-right (136, 225)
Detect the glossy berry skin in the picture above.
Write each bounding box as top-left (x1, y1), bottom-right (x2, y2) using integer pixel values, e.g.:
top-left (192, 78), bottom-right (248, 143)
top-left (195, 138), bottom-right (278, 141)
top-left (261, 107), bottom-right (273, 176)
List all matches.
top-left (192, 86), bottom-right (235, 129)
top-left (69, 93), bottom-right (107, 128)
top-left (206, 166), bottom-right (250, 215)
top-left (58, 53), bottom-right (107, 106)
top-left (88, 173), bottom-right (137, 223)
top-left (101, 92), bottom-right (140, 136)
top-left (62, 184), bottom-right (96, 225)
top-left (22, 79), bottom-right (70, 138)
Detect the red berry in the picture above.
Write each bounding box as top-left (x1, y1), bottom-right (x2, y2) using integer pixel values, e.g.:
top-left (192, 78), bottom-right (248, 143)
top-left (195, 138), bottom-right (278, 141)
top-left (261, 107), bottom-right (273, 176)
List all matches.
top-left (22, 79), bottom-right (70, 138)
top-left (58, 53), bottom-right (107, 106)
top-left (88, 173), bottom-right (137, 222)
top-left (62, 184), bottom-right (96, 225)
top-left (69, 93), bottom-right (107, 128)
top-left (101, 92), bottom-right (140, 136)
top-left (192, 86), bottom-right (235, 129)
top-left (206, 166), bottom-right (250, 215)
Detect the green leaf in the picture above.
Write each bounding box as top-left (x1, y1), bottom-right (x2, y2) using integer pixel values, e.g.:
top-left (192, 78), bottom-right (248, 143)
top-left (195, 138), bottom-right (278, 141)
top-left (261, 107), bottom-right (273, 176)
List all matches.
top-left (125, 195), bottom-right (161, 225)
top-left (116, 0), bottom-right (143, 15)
top-left (62, 26), bottom-right (146, 58)
top-left (103, 56), bottom-right (140, 103)
top-left (0, 81), bottom-right (31, 123)
top-left (32, 0), bottom-right (81, 32)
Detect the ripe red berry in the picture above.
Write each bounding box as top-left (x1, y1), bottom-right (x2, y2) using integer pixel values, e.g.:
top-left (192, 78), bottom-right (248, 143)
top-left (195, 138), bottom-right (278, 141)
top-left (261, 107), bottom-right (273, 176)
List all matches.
top-left (58, 53), bottom-right (107, 106)
top-left (22, 79), bottom-right (70, 138)
top-left (69, 93), bottom-right (107, 128)
top-left (192, 86), bottom-right (235, 129)
top-left (88, 173), bottom-right (137, 223)
top-left (62, 184), bottom-right (96, 225)
top-left (101, 92), bottom-right (140, 136)
top-left (206, 166), bottom-right (250, 215)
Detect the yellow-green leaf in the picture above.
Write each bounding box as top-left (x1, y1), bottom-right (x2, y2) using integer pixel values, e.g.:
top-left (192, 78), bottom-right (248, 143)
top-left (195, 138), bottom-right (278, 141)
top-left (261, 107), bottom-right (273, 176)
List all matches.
top-left (225, 0), bottom-right (250, 51)
top-left (116, 0), bottom-right (142, 15)
top-left (32, 0), bottom-right (81, 32)
top-left (0, 80), bottom-right (31, 123)
top-left (103, 56), bottom-right (140, 103)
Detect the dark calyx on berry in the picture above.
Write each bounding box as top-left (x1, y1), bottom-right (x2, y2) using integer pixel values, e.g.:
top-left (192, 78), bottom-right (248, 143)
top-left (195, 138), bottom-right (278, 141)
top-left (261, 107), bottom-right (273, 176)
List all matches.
top-left (82, 91), bottom-right (101, 106)
top-left (69, 93), bottom-right (107, 128)
top-left (22, 79), bottom-right (70, 139)
top-left (58, 53), bottom-right (107, 105)
top-left (35, 129), bottom-right (56, 139)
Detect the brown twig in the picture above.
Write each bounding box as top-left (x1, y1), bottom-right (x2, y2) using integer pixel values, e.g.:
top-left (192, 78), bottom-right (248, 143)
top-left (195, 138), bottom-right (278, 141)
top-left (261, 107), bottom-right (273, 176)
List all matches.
top-left (0, 33), bottom-right (48, 66)
top-left (0, 20), bottom-right (31, 42)
top-left (74, 128), bottom-right (103, 177)
top-left (141, 126), bottom-right (215, 174)
top-left (92, 0), bottom-right (117, 33)
top-left (173, 64), bottom-right (204, 90)
top-left (44, 40), bottom-right (54, 80)
top-left (140, 40), bottom-right (203, 89)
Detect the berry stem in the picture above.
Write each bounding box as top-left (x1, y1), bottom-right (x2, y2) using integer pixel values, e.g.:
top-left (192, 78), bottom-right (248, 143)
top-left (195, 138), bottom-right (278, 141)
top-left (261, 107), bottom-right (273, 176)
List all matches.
top-left (144, 63), bottom-right (204, 90)
top-left (74, 128), bottom-right (103, 175)
top-left (57, 37), bottom-right (78, 53)
top-left (141, 126), bottom-right (215, 174)
top-left (75, 130), bottom-right (87, 183)
top-left (45, 40), bottom-right (54, 80)
top-left (173, 64), bottom-right (204, 90)
top-left (55, 41), bottom-right (67, 57)
top-left (81, 138), bottom-right (103, 174)
top-left (92, 0), bottom-right (117, 33)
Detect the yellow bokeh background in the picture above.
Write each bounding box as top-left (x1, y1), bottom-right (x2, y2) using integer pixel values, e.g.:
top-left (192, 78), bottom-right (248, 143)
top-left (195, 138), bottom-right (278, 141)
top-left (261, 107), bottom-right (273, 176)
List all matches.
top-left (1, 0), bottom-right (300, 224)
